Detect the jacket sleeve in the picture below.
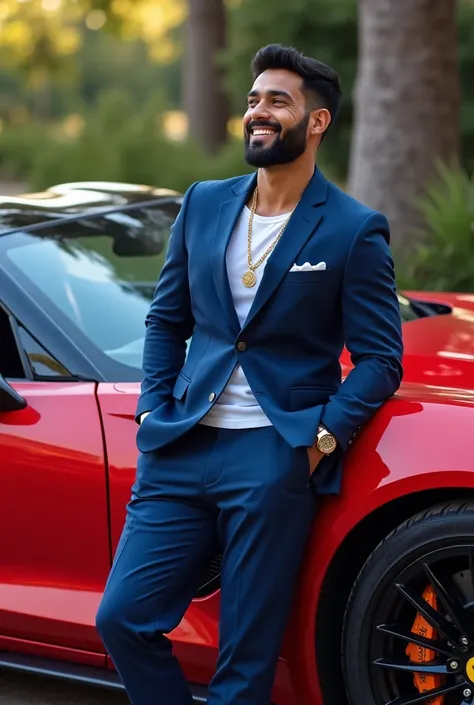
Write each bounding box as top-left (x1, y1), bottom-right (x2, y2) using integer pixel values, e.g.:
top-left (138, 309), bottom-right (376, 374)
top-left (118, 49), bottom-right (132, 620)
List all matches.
top-left (135, 182), bottom-right (199, 422)
top-left (319, 211), bottom-right (403, 450)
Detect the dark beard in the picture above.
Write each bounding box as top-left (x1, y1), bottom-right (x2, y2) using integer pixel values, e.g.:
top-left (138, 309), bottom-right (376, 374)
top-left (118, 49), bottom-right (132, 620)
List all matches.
top-left (244, 113), bottom-right (310, 167)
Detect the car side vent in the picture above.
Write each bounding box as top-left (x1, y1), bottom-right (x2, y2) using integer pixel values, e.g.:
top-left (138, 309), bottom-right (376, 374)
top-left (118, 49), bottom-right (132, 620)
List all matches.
top-left (195, 553), bottom-right (222, 598)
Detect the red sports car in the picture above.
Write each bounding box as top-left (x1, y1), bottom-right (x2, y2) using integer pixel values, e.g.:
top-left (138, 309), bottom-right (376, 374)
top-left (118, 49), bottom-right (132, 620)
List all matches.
top-left (1, 181), bottom-right (474, 705)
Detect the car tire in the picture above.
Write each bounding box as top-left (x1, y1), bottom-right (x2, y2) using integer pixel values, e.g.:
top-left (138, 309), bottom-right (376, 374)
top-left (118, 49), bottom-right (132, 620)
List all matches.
top-left (342, 502), bottom-right (474, 705)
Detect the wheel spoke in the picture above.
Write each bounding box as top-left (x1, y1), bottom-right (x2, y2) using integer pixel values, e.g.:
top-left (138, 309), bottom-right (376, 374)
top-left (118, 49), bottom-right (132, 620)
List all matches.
top-left (386, 682), bottom-right (463, 705)
top-left (395, 583), bottom-right (460, 643)
top-left (375, 657), bottom-right (449, 674)
top-left (376, 623), bottom-right (454, 657)
top-left (423, 563), bottom-right (471, 640)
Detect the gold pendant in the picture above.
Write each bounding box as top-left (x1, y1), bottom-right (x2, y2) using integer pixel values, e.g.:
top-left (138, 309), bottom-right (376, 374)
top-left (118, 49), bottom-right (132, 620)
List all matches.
top-left (242, 270), bottom-right (257, 288)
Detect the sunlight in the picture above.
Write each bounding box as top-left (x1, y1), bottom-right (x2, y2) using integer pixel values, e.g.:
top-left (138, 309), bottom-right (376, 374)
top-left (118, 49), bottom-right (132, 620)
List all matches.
top-left (41, 0), bottom-right (62, 11)
top-left (85, 9), bottom-right (106, 30)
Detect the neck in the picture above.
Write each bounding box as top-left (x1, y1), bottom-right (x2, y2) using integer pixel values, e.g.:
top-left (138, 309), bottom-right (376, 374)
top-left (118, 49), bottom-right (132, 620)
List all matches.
top-left (254, 154), bottom-right (316, 216)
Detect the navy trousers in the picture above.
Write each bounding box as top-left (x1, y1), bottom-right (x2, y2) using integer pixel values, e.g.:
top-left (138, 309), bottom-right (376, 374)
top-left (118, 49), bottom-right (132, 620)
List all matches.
top-left (96, 424), bottom-right (317, 705)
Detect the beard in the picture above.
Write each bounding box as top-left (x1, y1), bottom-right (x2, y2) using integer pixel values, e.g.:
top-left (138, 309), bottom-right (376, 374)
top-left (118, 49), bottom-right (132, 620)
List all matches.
top-left (244, 113), bottom-right (310, 168)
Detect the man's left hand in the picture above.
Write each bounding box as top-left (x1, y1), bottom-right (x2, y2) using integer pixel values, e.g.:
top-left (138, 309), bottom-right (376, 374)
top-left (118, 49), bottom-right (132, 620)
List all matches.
top-left (306, 445), bottom-right (326, 477)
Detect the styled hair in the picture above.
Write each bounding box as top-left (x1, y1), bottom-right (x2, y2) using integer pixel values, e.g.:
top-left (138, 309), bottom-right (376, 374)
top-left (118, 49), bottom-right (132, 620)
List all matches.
top-left (251, 44), bottom-right (342, 139)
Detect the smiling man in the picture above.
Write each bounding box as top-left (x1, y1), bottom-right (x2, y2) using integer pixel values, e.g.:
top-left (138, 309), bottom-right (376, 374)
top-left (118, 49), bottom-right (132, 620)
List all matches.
top-left (96, 44), bottom-right (403, 705)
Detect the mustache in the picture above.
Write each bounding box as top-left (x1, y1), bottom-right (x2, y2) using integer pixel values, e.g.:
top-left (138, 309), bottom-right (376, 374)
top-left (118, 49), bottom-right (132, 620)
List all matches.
top-left (246, 121), bottom-right (282, 134)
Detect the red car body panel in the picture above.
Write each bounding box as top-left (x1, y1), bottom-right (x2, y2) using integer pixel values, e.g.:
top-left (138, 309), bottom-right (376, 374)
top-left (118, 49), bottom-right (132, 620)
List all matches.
top-left (1, 382), bottom-right (109, 658)
top-left (2, 293), bottom-right (474, 704)
top-left (1, 637), bottom-right (104, 668)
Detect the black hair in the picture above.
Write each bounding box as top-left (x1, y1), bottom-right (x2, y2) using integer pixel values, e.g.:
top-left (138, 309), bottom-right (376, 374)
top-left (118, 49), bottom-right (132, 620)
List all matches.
top-left (251, 44), bottom-right (342, 139)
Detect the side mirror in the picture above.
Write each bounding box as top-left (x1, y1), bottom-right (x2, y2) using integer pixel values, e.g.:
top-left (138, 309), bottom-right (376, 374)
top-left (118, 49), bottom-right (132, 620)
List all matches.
top-left (0, 373), bottom-right (27, 412)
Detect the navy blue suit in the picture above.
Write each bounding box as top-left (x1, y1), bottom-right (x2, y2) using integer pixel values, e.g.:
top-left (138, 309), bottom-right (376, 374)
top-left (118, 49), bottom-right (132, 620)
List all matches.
top-left (97, 168), bottom-right (403, 704)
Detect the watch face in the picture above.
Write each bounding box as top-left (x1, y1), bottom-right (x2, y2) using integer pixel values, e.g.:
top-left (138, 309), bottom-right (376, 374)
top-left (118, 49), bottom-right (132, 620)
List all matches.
top-left (318, 433), bottom-right (336, 454)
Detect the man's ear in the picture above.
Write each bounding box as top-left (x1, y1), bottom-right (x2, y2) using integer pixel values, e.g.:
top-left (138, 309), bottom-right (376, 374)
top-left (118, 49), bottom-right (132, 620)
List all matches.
top-left (310, 108), bottom-right (331, 137)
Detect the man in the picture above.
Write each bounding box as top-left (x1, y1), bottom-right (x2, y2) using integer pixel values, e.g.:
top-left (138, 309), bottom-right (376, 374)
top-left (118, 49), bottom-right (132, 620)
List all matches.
top-left (96, 44), bottom-right (403, 704)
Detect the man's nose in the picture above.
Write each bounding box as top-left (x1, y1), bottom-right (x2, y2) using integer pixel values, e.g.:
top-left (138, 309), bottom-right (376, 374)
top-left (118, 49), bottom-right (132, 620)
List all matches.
top-left (250, 101), bottom-right (272, 121)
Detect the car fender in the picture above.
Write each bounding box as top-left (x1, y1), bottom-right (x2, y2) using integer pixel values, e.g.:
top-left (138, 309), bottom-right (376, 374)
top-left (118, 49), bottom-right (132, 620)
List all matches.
top-left (281, 394), bottom-right (474, 704)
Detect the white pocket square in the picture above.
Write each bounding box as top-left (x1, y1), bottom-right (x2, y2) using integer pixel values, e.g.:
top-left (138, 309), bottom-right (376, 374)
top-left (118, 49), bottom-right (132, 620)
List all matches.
top-left (289, 261), bottom-right (326, 272)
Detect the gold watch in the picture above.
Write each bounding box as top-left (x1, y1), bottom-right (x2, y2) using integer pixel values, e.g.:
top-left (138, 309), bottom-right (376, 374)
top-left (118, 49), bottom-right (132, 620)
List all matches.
top-left (316, 426), bottom-right (337, 454)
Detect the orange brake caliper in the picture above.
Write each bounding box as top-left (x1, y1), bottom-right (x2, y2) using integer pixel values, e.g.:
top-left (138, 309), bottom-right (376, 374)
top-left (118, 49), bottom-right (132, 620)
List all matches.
top-left (405, 585), bottom-right (445, 705)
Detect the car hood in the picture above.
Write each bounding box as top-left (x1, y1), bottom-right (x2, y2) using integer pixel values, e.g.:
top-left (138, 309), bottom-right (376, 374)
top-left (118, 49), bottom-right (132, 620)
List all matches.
top-left (401, 292), bottom-right (474, 392)
top-left (341, 292), bottom-right (474, 402)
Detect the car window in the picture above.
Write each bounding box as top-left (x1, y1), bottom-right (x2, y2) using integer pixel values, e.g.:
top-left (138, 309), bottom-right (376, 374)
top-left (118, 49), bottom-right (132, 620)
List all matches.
top-left (0, 307), bottom-right (27, 379)
top-left (17, 326), bottom-right (70, 378)
top-left (0, 305), bottom-right (67, 380)
top-left (2, 203), bottom-right (179, 376)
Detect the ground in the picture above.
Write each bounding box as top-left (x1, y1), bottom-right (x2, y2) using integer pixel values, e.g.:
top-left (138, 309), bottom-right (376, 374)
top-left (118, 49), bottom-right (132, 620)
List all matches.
top-left (0, 672), bottom-right (129, 705)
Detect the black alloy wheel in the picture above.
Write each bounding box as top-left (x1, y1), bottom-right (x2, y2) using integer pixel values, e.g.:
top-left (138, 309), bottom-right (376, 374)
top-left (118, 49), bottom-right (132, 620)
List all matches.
top-left (342, 503), bottom-right (474, 705)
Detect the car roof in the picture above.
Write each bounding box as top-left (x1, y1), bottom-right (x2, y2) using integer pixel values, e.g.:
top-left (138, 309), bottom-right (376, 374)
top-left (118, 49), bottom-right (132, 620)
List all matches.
top-left (0, 181), bottom-right (182, 235)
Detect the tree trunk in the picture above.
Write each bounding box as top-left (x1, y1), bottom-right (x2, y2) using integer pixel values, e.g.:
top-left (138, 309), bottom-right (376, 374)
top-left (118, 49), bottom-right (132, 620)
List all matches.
top-left (183, 0), bottom-right (230, 154)
top-left (348, 0), bottom-right (460, 252)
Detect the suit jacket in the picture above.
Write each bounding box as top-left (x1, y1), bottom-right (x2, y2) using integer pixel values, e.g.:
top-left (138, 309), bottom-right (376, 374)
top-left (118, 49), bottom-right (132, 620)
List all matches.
top-left (135, 167), bottom-right (403, 493)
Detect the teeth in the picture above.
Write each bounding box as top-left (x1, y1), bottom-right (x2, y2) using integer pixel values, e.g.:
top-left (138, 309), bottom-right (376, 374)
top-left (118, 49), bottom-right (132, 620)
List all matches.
top-left (252, 129), bottom-right (275, 136)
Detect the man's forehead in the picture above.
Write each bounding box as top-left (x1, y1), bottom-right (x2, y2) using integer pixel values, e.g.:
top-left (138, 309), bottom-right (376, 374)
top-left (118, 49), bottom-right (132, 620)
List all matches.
top-left (249, 69), bottom-right (303, 96)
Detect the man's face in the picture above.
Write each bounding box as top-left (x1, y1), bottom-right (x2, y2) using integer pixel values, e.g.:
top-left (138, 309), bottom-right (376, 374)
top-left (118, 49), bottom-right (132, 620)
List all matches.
top-left (243, 69), bottom-right (311, 168)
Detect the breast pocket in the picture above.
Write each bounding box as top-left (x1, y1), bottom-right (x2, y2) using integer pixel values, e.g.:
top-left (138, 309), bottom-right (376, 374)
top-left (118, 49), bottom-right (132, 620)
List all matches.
top-left (280, 269), bottom-right (336, 286)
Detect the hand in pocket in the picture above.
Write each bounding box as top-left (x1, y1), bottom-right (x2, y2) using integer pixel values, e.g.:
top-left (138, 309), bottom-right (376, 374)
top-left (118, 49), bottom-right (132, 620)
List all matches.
top-left (306, 446), bottom-right (325, 476)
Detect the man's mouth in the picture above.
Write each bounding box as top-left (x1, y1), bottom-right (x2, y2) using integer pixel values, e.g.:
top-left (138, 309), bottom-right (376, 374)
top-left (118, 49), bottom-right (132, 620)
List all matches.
top-left (248, 125), bottom-right (280, 143)
top-left (251, 128), bottom-right (277, 136)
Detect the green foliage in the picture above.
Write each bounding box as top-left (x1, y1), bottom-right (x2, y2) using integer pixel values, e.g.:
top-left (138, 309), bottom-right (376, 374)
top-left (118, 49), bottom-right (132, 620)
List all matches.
top-left (2, 0), bottom-right (474, 215)
top-left (0, 25), bottom-right (181, 123)
top-left (0, 90), bottom-right (255, 193)
top-left (399, 163), bottom-right (474, 292)
top-left (0, 123), bottom-right (51, 178)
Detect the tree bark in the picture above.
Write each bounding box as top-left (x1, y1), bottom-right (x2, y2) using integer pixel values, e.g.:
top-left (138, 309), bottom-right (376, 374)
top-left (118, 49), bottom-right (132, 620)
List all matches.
top-left (183, 0), bottom-right (230, 153)
top-left (348, 0), bottom-right (460, 251)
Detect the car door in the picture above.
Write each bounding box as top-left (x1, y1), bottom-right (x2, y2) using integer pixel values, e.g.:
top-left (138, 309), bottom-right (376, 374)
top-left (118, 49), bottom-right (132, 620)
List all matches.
top-left (98, 381), bottom-right (221, 683)
top-left (0, 305), bottom-right (110, 666)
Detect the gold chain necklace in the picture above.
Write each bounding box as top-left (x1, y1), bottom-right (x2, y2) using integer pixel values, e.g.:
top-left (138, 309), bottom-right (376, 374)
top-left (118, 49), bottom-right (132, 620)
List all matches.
top-left (242, 186), bottom-right (296, 288)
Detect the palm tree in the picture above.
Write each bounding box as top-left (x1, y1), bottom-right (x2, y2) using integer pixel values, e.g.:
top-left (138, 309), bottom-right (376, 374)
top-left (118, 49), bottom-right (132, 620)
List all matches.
top-left (348, 0), bottom-right (461, 251)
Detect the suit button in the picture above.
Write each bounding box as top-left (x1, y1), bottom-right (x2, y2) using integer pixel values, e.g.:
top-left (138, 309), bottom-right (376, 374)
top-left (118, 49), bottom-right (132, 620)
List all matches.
top-left (209, 392), bottom-right (216, 402)
top-left (237, 341), bottom-right (247, 351)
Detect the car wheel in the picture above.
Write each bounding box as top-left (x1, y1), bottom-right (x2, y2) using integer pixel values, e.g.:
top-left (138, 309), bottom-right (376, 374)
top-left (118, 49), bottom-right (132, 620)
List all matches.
top-left (342, 503), bottom-right (474, 705)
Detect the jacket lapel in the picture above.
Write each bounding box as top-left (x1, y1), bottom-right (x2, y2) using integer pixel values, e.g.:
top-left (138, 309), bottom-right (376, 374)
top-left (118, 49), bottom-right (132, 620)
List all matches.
top-left (243, 168), bottom-right (328, 330)
top-left (211, 172), bottom-right (257, 332)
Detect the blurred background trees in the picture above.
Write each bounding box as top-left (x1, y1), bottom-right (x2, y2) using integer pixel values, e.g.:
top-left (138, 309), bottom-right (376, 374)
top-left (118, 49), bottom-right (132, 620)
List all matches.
top-left (0, 0), bottom-right (473, 290)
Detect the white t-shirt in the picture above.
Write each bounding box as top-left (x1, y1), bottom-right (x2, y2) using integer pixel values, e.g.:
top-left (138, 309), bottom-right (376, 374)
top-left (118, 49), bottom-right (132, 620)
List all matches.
top-left (200, 206), bottom-right (291, 429)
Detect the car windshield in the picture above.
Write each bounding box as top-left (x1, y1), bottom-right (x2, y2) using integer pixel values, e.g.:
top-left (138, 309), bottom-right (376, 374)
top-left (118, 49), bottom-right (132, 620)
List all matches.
top-left (1, 203), bottom-right (435, 378)
top-left (2, 203), bottom-right (179, 374)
